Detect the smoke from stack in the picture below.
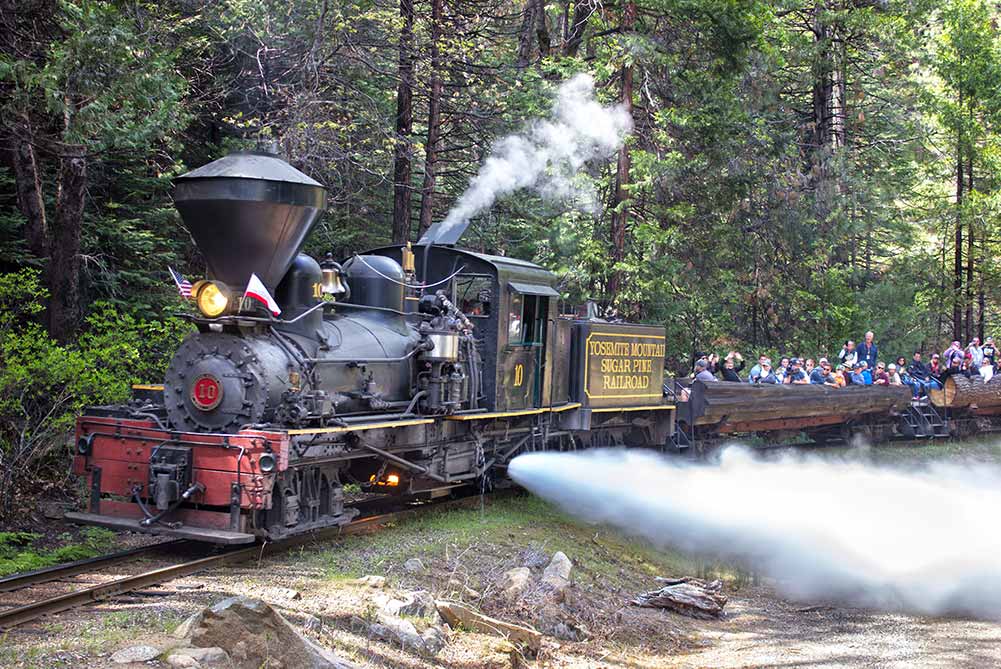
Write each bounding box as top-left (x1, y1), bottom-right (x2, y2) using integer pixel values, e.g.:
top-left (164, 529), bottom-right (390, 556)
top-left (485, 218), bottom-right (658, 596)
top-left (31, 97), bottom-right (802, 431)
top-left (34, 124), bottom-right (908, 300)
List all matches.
top-left (420, 73), bottom-right (632, 245)
top-left (509, 447), bottom-right (1001, 619)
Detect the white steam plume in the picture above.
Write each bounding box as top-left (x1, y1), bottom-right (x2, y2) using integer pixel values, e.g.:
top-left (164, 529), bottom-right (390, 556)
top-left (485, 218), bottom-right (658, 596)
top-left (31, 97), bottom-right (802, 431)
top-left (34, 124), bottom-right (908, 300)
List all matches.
top-left (428, 73), bottom-right (632, 242)
top-left (509, 447), bottom-right (1001, 619)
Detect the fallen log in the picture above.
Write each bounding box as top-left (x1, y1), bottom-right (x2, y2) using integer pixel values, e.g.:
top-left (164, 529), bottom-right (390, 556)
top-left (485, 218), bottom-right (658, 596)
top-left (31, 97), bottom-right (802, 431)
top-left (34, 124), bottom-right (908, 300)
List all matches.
top-left (435, 600), bottom-right (542, 651)
top-left (938, 374), bottom-right (1001, 409)
top-left (691, 381), bottom-right (911, 427)
top-left (631, 577), bottom-right (727, 619)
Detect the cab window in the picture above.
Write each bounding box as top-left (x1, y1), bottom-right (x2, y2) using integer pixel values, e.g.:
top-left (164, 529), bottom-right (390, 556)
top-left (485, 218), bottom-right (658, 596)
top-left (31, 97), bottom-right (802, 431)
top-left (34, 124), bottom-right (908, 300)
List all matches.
top-left (454, 275), bottom-right (492, 317)
top-left (508, 293), bottom-right (546, 345)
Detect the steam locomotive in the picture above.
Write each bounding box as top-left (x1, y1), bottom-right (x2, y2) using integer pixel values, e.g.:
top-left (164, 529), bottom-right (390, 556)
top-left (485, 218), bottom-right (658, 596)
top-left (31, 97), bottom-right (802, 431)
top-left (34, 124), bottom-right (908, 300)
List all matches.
top-left (68, 151), bottom-right (676, 543)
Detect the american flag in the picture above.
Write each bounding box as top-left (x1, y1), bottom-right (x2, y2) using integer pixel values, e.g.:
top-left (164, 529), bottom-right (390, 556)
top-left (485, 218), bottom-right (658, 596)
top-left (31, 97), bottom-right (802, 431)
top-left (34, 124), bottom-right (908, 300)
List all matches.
top-left (168, 267), bottom-right (192, 299)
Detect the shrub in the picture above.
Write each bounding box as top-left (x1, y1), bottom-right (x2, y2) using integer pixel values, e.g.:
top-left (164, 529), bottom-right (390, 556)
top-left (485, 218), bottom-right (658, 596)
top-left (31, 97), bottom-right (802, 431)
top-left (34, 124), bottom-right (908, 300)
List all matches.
top-left (0, 269), bottom-right (189, 518)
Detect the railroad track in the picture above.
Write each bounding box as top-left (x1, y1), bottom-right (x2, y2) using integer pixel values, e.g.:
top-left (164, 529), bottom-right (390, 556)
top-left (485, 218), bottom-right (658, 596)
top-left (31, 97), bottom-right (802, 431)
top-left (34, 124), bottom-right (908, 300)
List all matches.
top-left (0, 490), bottom-right (500, 630)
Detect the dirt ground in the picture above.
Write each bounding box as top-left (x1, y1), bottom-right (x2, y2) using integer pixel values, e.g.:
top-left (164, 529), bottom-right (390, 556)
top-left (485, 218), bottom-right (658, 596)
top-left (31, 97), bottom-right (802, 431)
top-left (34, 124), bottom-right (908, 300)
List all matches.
top-left (3, 439), bottom-right (1001, 668)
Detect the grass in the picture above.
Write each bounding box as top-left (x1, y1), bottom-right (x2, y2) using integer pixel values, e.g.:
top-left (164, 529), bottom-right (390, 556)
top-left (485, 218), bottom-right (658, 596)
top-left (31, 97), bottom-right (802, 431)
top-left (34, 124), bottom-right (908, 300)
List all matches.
top-left (0, 526), bottom-right (117, 576)
top-left (297, 494), bottom-right (746, 594)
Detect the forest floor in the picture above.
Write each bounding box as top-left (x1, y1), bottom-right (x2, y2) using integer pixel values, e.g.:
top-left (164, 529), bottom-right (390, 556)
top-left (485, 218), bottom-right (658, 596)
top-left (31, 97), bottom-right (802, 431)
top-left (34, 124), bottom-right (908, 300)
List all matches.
top-left (2, 438), bottom-right (1001, 669)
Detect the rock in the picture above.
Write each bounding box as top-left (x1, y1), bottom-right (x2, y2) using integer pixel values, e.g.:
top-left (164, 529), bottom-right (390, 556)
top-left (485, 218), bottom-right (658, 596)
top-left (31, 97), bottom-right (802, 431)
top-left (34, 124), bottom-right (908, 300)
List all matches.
top-left (110, 645), bottom-right (161, 664)
top-left (498, 567), bottom-right (532, 599)
top-left (39, 501), bottom-right (64, 520)
top-left (350, 575), bottom-right (386, 588)
top-left (421, 625), bottom-right (449, 654)
top-left (541, 552), bottom-right (572, 594)
top-left (166, 647), bottom-right (230, 668)
top-left (369, 612), bottom-right (427, 652)
top-left (304, 615), bottom-right (323, 633)
top-left (186, 596), bottom-right (358, 668)
top-left (173, 611), bottom-right (203, 640)
top-left (435, 600), bottom-right (542, 652)
top-left (396, 590), bottom-right (437, 618)
top-left (535, 605), bottom-right (589, 642)
top-left (403, 558), bottom-right (424, 573)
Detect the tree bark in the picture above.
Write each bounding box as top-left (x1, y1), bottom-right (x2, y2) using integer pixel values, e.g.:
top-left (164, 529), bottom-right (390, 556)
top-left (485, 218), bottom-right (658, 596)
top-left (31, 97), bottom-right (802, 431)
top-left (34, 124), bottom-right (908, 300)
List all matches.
top-left (516, 0), bottom-right (539, 67)
top-left (48, 148), bottom-right (86, 341)
top-left (9, 127), bottom-right (48, 259)
top-left (563, 0), bottom-right (589, 57)
top-left (941, 374), bottom-right (1001, 409)
top-left (965, 149), bottom-right (973, 344)
top-left (391, 0), bottom-right (415, 243)
top-left (607, 0), bottom-right (634, 299)
top-left (953, 97), bottom-right (963, 343)
top-left (418, 0), bottom-right (444, 238)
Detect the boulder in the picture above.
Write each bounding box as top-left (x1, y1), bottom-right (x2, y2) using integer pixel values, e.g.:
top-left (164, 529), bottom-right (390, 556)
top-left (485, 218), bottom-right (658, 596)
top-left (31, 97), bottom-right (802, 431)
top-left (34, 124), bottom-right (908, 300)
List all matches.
top-left (369, 612), bottom-right (427, 652)
top-left (420, 625), bottom-right (449, 654)
top-left (394, 590), bottom-right (437, 619)
top-left (435, 600), bottom-right (542, 652)
top-left (110, 645), bottom-right (161, 664)
top-left (540, 552), bottom-right (572, 597)
top-left (498, 567), bottom-right (532, 599)
top-left (185, 596), bottom-right (357, 669)
top-left (403, 558), bottom-right (425, 573)
top-left (166, 647), bottom-right (229, 668)
top-left (303, 615), bottom-right (323, 633)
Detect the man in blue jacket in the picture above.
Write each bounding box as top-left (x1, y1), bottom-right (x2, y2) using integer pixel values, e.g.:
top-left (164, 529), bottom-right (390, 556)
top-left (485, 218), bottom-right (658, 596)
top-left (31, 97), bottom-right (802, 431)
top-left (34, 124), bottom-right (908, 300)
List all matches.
top-left (858, 331), bottom-right (878, 370)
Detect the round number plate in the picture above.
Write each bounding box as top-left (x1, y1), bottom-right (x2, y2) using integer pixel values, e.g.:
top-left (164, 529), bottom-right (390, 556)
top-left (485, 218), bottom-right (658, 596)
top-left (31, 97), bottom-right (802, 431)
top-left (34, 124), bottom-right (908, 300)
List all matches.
top-left (191, 374), bottom-right (223, 411)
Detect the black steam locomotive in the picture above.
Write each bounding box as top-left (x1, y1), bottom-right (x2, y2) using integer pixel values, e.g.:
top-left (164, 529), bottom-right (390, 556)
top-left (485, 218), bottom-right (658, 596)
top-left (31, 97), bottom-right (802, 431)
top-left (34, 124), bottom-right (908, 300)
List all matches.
top-left (69, 151), bottom-right (676, 543)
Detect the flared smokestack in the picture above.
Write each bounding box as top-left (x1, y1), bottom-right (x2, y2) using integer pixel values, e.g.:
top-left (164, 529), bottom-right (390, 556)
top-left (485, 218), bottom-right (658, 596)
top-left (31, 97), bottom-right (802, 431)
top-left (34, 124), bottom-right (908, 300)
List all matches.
top-left (173, 151), bottom-right (327, 289)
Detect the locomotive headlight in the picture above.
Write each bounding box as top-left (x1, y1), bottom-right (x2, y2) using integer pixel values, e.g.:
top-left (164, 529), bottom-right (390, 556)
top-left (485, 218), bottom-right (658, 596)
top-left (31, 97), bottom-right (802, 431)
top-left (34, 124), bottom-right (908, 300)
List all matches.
top-left (259, 453), bottom-right (277, 473)
top-left (77, 434), bottom-right (95, 456)
top-left (193, 281), bottom-right (230, 318)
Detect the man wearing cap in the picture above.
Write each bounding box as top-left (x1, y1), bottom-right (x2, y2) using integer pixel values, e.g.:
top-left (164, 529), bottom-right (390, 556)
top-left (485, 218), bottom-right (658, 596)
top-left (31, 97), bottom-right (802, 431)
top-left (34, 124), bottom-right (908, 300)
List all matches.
top-left (850, 362), bottom-right (867, 385)
top-left (860, 361), bottom-right (873, 385)
top-left (694, 358), bottom-right (718, 383)
top-left (784, 358), bottom-right (809, 384)
top-left (983, 337), bottom-right (997, 371)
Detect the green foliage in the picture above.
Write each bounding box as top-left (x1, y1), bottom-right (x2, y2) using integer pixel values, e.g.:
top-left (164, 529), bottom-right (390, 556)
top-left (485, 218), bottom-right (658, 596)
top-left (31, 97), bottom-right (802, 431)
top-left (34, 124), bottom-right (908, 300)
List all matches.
top-left (0, 269), bottom-right (189, 517)
top-left (0, 527), bottom-right (116, 577)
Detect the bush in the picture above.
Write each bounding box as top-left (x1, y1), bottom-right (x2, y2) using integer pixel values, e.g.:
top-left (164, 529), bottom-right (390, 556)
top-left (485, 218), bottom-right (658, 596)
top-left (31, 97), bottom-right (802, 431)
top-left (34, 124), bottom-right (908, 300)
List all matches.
top-left (0, 269), bottom-right (189, 518)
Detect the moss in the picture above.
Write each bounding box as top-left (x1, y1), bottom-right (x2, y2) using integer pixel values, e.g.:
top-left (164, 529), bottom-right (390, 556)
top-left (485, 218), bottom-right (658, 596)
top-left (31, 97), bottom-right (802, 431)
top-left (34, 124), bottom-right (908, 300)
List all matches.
top-left (0, 526), bottom-right (117, 576)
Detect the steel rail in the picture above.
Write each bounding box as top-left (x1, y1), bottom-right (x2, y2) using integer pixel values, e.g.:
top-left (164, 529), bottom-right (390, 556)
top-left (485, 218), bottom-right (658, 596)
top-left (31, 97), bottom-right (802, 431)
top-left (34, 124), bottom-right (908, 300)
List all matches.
top-left (0, 540), bottom-right (189, 594)
top-left (0, 491), bottom-right (503, 630)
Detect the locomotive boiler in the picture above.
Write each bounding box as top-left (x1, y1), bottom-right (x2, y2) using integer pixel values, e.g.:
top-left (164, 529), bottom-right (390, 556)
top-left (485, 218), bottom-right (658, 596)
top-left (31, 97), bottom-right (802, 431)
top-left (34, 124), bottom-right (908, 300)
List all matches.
top-left (68, 150), bottom-right (678, 543)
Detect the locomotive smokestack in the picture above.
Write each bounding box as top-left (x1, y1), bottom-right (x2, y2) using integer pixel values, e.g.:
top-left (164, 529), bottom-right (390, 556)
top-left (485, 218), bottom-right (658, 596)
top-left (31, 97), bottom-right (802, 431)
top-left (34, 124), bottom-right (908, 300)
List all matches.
top-left (173, 149), bottom-right (327, 289)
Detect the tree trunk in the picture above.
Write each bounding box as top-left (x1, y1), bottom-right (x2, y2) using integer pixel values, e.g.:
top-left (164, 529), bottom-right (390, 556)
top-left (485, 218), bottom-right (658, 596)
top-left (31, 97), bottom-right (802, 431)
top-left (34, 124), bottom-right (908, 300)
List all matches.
top-left (965, 149), bottom-right (973, 344)
top-left (391, 0), bottom-right (415, 243)
top-left (516, 0), bottom-right (539, 66)
top-left (563, 0), bottom-right (589, 57)
top-left (607, 0), bottom-right (634, 299)
top-left (418, 0), bottom-right (444, 238)
top-left (48, 148), bottom-right (86, 341)
top-left (953, 107), bottom-right (963, 343)
top-left (941, 374), bottom-right (1001, 409)
top-left (9, 128), bottom-right (48, 259)
top-left (535, 0), bottom-right (550, 58)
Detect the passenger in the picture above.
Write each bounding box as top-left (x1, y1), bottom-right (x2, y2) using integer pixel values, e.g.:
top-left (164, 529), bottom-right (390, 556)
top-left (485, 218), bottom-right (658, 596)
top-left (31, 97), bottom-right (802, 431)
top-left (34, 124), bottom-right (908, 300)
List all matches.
top-left (872, 362), bottom-right (889, 385)
top-left (748, 354), bottom-right (768, 381)
top-left (980, 357), bottom-right (994, 382)
top-left (906, 352), bottom-right (930, 399)
top-left (833, 364), bottom-right (847, 387)
top-left (927, 353), bottom-right (944, 385)
top-left (940, 354), bottom-right (964, 381)
top-left (850, 362), bottom-right (867, 385)
top-left (776, 357), bottom-right (791, 383)
top-left (694, 359), bottom-right (718, 383)
top-left (967, 337), bottom-right (984, 368)
top-left (942, 340), bottom-right (962, 365)
top-left (860, 361), bottom-right (873, 385)
top-left (810, 360), bottom-right (838, 386)
top-left (983, 336), bottom-right (997, 370)
top-left (755, 359), bottom-right (779, 384)
top-left (838, 340), bottom-right (858, 367)
top-left (858, 331), bottom-right (878, 370)
top-left (784, 358), bottom-right (809, 384)
top-left (887, 363), bottom-right (903, 386)
top-left (961, 352), bottom-right (975, 377)
top-left (804, 358), bottom-right (816, 376)
top-left (720, 352), bottom-right (745, 382)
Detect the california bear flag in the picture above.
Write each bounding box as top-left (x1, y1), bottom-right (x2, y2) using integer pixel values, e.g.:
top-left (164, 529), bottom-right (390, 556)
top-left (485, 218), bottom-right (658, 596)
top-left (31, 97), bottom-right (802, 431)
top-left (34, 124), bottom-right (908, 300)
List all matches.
top-left (243, 273), bottom-right (282, 316)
